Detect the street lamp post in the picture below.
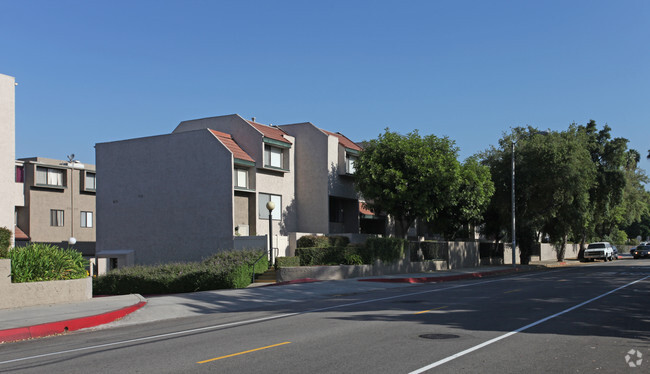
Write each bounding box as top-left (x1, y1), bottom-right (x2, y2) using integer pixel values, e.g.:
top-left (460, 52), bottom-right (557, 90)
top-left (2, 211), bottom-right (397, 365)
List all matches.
top-left (266, 201), bottom-right (275, 268)
top-left (511, 142), bottom-right (516, 268)
top-left (67, 154), bottom-right (77, 248)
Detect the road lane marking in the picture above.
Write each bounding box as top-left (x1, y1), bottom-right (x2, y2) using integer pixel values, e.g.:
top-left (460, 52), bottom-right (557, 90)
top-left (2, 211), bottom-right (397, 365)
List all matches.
top-left (415, 306), bottom-right (448, 315)
top-left (503, 288), bottom-right (521, 294)
top-left (407, 274), bottom-right (650, 374)
top-left (197, 342), bottom-right (291, 364)
top-left (0, 270), bottom-right (565, 366)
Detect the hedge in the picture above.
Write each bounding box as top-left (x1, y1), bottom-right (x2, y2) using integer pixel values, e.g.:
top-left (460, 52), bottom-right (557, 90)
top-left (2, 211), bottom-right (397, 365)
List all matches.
top-left (296, 235), bottom-right (350, 248)
top-left (93, 249), bottom-right (267, 295)
top-left (276, 256), bottom-right (301, 268)
top-left (295, 246), bottom-right (370, 266)
top-left (365, 237), bottom-right (406, 263)
top-left (0, 226), bottom-right (12, 258)
top-left (8, 243), bottom-right (88, 282)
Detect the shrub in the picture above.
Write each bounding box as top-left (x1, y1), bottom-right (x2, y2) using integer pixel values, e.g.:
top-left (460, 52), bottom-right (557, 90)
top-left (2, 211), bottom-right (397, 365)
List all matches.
top-left (328, 236), bottom-right (350, 247)
top-left (9, 243), bottom-right (88, 283)
top-left (296, 235), bottom-right (330, 248)
top-left (93, 249), bottom-right (266, 295)
top-left (366, 237), bottom-right (405, 264)
top-left (0, 226), bottom-right (12, 258)
top-left (276, 256), bottom-right (300, 268)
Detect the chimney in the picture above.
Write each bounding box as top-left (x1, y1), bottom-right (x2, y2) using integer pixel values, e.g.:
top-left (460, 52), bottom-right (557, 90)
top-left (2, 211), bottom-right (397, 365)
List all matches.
top-left (251, 117), bottom-right (256, 122)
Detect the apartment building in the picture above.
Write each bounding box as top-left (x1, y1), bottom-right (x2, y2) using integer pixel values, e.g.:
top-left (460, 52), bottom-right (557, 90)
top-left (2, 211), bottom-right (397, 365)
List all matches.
top-left (96, 114), bottom-right (296, 265)
top-left (15, 157), bottom-right (97, 255)
top-left (96, 114), bottom-right (373, 266)
top-left (279, 122), bottom-right (385, 234)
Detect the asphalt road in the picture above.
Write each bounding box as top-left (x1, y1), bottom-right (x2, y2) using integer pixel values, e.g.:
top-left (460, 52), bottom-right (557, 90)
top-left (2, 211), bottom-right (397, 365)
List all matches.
top-left (1, 260), bottom-right (649, 373)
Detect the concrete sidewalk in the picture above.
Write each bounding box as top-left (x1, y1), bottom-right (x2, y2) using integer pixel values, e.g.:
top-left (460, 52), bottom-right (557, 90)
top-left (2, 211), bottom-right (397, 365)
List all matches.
top-left (0, 261), bottom-right (576, 343)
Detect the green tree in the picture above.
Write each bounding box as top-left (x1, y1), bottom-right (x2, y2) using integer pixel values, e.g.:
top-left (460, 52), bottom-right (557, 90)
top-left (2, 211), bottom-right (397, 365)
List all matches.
top-left (578, 121), bottom-right (628, 246)
top-left (481, 126), bottom-right (595, 263)
top-left (430, 157), bottom-right (494, 240)
top-left (354, 129), bottom-right (461, 238)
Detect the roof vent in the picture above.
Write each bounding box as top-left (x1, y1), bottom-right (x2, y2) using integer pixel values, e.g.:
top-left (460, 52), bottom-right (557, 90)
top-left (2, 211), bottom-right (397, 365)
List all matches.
top-left (251, 117), bottom-right (256, 122)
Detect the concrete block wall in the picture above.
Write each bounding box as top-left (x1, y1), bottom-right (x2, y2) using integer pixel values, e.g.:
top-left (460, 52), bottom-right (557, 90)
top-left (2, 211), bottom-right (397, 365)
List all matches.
top-left (0, 259), bottom-right (92, 309)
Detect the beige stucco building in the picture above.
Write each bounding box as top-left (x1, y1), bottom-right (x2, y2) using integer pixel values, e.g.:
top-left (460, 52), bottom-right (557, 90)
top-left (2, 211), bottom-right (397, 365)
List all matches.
top-left (15, 157), bottom-right (97, 254)
top-left (96, 114), bottom-right (373, 266)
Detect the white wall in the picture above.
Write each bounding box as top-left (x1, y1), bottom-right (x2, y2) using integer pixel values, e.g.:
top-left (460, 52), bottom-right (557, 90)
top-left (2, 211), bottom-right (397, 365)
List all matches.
top-left (0, 74), bottom-right (16, 246)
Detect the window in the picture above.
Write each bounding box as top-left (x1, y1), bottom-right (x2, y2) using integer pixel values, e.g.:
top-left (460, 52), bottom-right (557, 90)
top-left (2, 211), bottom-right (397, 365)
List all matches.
top-left (85, 172), bottom-right (96, 191)
top-left (50, 209), bottom-right (64, 227)
top-left (234, 168), bottom-right (248, 188)
top-left (36, 167), bottom-right (64, 187)
top-left (346, 154), bottom-right (357, 174)
top-left (15, 166), bottom-right (24, 183)
top-left (259, 193), bottom-right (281, 220)
top-left (81, 211), bottom-right (93, 228)
top-left (264, 145), bottom-right (283, 169)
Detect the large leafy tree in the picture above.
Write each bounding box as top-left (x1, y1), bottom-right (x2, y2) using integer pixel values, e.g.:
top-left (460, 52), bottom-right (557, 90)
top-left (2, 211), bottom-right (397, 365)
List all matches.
top-left (430, 157), bottom-right (494, 240)
top-left (481, 126), bottom-right (595, 263)
top-left (577, 121), bottom-right (628, 245)
top-left (354, 129), bottom-right (461, 238)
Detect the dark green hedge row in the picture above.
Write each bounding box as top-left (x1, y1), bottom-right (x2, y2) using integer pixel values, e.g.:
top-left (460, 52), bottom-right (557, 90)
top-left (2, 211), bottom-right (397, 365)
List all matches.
top-left (365, 237), bottom-right (406, 263)
top-left (295, 238), bottom-right (406, 266)
top-left (296, 235), bottom-right (350, 248)
top-left (0, 226), bottom-right (12, 258)
top-left (93, 249), bottom-right (267, 295)
top-left (276, 256), bottom-right (301, 268)
top-left (295, 246), bottom-right (366, 266)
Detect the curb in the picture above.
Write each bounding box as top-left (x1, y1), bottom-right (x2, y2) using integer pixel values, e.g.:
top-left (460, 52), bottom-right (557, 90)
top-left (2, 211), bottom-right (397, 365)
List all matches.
top-left (0, 300), bottom-right (147, 344)
top-left (357, 268), bottom-right (524, 284)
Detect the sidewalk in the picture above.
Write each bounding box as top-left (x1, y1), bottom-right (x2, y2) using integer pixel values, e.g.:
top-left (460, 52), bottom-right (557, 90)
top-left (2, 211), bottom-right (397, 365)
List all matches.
top-left (0, 261), bottom-right (574, 344)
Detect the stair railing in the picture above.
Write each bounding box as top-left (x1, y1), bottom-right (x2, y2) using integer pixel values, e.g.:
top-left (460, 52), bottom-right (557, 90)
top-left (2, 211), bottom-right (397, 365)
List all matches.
top-left (251, 249), bottom-right (269, 283)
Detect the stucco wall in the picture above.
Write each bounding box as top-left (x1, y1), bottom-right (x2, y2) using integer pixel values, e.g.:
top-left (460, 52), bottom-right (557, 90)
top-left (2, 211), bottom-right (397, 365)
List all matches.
top-left (96, 129), bottom-right (235, 265)
top-left (0, 74), bottom-right (16, 246)
top-left (278, 259), bottom-right (447, 282)
top-left (0, 259), bottom-right (92, 309)
top-left (280, 123), bottom-right (330, 233)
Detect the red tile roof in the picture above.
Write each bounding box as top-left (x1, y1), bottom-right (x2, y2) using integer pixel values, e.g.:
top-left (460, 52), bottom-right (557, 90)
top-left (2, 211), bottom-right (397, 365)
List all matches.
top-left (359, 201), bottom-right (374, 216)
top-left (209, 129), bottom-right (255, 163)
top-left (247, 121), bottom-right (292, 145)
top-left (14, 226), bottom-right (29, 240)
top-left (321, 129), bottom-right (362, 151)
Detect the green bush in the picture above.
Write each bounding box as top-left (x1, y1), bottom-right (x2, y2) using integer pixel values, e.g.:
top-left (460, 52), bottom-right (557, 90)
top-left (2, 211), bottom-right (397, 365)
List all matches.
top-left (276, 256), bottom-right (300, 268)
top-left (366, 237), bottom-right (406, 264)
top-left (295, 246), bottom-right (372, 266)
top-left (296, 235), bottom-right (351, 249)
top-left (328, 236), bottom-right (350, 247)
top-left (9, 243), bottom-right (88, 283)
top-left (93, 249), bottom-right (266, 295)
top-left (296, 235), bottom-right (330, 248)
top-left (0, 226), bottom-right (12, 258)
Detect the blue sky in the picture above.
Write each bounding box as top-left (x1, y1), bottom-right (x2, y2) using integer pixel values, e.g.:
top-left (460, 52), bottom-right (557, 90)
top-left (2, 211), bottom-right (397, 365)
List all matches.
top-left (2, 0), bottom-right (649, 185)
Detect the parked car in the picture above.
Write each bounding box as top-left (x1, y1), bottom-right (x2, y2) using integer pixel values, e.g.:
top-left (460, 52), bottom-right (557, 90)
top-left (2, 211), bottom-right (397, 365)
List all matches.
top-left (583, 242), bottom-right (615, 261)
top-left (612, 245), bottom-right (618, 260)
top-left (631, 244), bottom-right (650, 259)
top-left (630, 242), bottom-right (649, 254)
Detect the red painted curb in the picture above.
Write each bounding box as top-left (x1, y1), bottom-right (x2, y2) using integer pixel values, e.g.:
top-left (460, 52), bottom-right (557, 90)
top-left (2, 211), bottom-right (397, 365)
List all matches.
top-left (357, 268), bottom-right (521, 284)
top-left (0, 301), bottom-right (147, 344)
top-left (262, 278), bottom-right (322, 287)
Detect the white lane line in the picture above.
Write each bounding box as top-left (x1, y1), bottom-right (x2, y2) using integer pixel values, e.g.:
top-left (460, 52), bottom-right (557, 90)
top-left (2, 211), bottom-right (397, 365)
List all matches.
top-left (408, 275), bottom-right (650, 374)
top-left (0, 269), bottom-right (567, 366)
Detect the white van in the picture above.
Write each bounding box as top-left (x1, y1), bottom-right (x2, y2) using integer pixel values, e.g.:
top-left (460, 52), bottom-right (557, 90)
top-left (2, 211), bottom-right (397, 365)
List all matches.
top-left (583, 242), bottom-right (615, 261)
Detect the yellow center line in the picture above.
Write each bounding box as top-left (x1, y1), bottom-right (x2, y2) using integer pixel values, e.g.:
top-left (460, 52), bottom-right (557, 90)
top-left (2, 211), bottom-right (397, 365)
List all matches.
top-left (197, 342), bottom-right (291, 364)
top-left (415, 306), bottom-right (448, 315)
top-left (504, 289), bottom-right (522, 294)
